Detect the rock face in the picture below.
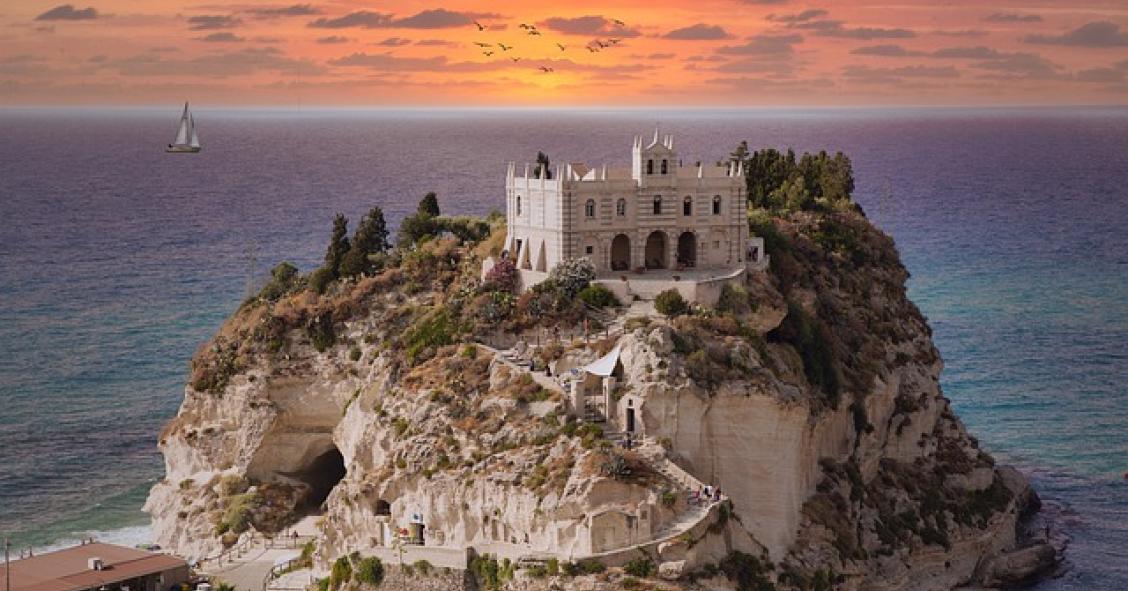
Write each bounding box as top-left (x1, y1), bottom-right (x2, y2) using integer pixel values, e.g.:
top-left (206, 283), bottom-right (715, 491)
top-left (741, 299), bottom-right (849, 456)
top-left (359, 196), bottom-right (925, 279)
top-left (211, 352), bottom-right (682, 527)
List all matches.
top-left (147, 211), bottom-right (1048, 590)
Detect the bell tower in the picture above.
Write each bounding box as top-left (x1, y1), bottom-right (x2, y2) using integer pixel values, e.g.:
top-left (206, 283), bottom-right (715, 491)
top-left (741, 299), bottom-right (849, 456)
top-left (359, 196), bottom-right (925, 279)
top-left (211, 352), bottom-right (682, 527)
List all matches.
top-left (631, 128), bottom-right (677, 187)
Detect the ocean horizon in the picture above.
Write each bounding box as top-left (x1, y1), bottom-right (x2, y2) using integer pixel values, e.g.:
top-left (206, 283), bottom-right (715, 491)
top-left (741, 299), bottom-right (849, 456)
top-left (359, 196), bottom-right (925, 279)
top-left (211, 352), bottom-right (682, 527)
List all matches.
top-left (1, 106), bottom-right (1125, 587)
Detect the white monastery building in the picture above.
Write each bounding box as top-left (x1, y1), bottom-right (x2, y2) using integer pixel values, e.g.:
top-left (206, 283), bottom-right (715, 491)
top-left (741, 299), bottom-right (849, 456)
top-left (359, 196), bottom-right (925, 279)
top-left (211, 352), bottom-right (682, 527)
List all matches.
top-left (496, 130), bottom-right (766, 303)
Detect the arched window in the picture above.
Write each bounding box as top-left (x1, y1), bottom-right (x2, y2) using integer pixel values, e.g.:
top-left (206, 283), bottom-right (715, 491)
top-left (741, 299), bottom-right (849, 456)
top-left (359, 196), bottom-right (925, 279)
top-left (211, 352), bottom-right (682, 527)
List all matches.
top-left (616, 198), bottom-right (627, 216)
top-left (646, 159), bottom-right (654, 175)
top-left (652, 195), bottom-right (662, 215)
top-left (585, 199), bottom-right (596, 218)
top-left (683, 196), bottom-right (692, 216)
top-left (712, 195), bottom-right (722, 215)
top-left (661, 160), bottom-right (668, 175)
top-left (516, 195), bottom-right (522, 216)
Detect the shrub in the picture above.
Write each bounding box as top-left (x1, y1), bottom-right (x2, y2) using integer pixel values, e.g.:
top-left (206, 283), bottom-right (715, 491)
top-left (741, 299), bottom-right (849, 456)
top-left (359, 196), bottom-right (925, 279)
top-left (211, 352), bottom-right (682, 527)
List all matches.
top-left (256, 261), bottom-right (302, 302)
top-left (716, 283), bottom-right (752, 315)
top-left (661, 490), bottom-right (678, 507)
top-left (470, 555), bottom-right (514, 591)
top-left (600, 452), bottom-right (631, 480)
top-left (403, 307), bottom-right (460, 365)
top-left (316, 579), bottom-right (329, 591)
top-left (655, 289), bottom-right (689, 318)
top-left (577, 284), bottom-right (619, 308)
top-left (768, 301), bottom-right (839, 405)
top-left (483, 257), bottom-right (518, 293)
top-left (354, 556), bottom-right (384, 586)
top-left (307, 266), bottom-right (334, 295)
top-left (718, 551), bottom-right (774, 591)
top-left (306, 311), bottom-right (336, 352)
top-left (546, 257), bottom-right (596, 299)
top-left (623, 557), bottom-right (654, 578)
top-left (329, 556), bottom-right (352, 591)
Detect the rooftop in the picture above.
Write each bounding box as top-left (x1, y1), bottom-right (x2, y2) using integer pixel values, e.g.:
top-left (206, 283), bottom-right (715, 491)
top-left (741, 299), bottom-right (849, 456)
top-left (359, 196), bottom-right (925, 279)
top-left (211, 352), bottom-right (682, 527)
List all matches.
top-left (0, 543), bottom-right (187, 591)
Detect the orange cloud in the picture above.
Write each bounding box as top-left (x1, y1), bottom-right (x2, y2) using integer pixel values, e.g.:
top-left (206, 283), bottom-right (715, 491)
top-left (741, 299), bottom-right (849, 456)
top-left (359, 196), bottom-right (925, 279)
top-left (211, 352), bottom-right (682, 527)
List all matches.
top-left (0, 0), bottom-right (1125, 106)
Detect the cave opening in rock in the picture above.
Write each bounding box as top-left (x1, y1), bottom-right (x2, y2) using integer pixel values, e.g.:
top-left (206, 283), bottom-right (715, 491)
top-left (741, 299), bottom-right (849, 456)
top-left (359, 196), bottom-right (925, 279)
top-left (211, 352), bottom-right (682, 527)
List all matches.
top-left (297, 447), bottom-right (346, 510)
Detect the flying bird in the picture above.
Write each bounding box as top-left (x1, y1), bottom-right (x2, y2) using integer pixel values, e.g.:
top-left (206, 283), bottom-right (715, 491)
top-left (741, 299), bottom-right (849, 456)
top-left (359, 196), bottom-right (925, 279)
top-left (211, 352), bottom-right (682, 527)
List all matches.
top-left (586, 46), bottom-right (599, 53)
top-left (473, 20), bottom-right (486, 31)
top-left (539, 66), bottom-right (554, 73)
top-left (518, 23), bottom-right (532, 29)
top-left (482, 51), bottom-right (494, 56)
top-left (528, 29), bottom-right (541, 36)
top-left (474, 42), bottom-right (492, 47)
top-left (612, 19), bottom-right (625, 27)
top-left (555, 43), bottom-right (566, 51)
top-left (609, 38), bottom-right (621, 45)
top-left (510, 56), bottom-right (521, 62)
top-left (595, 40), bottom-right (608, 48)
top-left (498, 43), bottom-right (512, 51)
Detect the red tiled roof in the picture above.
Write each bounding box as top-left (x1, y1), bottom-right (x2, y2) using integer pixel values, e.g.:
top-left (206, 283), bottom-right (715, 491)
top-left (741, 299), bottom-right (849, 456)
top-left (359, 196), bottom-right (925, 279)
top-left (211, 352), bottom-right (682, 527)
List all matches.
top-left (1, 543), bottom-right (187, 591)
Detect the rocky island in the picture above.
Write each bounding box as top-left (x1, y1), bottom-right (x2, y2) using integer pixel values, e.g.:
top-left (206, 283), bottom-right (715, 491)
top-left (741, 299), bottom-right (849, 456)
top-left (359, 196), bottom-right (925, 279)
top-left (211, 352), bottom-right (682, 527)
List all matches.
top-left (146, 136), bottom-right (1058, 590)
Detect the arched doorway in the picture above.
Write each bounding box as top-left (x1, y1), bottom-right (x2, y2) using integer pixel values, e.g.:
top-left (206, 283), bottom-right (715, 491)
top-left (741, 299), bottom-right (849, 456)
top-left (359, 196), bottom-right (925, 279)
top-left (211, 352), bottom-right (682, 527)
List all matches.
top-left (677, 232), bottom-right (697, 268)
top-left (297, 447), bottom-right (346, 510)
top-left (645, 231), bottom-right (667, 269)
top-left (610, 234), bottom-right (631, 271)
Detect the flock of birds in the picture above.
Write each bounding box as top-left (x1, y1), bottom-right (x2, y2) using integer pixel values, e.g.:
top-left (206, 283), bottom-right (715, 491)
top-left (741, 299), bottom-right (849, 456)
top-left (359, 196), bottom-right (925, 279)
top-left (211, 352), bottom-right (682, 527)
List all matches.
top-left (471, 18), bottom-right (628, 73)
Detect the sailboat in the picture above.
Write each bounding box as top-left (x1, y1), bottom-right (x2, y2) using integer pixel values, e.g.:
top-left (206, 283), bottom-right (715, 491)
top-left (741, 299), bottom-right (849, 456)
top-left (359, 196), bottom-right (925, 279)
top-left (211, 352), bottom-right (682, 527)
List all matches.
top-left (166, 102), bottom-right (201, 153)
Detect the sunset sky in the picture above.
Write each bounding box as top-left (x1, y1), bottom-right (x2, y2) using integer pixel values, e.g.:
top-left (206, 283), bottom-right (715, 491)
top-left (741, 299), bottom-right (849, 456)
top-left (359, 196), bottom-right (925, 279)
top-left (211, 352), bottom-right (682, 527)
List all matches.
top-left (2, 0), bottom-right (1127, 106)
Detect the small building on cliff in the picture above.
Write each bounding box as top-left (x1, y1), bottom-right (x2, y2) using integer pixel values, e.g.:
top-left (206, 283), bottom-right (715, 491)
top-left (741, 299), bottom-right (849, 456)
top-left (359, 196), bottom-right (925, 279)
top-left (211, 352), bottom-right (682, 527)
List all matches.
top-left (493, 131), bottom-right (767, 303)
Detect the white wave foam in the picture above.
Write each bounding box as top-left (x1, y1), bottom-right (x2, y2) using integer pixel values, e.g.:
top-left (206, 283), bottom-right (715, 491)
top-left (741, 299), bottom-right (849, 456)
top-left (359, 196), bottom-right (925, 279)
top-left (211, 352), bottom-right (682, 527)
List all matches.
top-left (26, 524), bottom-right (154, 557)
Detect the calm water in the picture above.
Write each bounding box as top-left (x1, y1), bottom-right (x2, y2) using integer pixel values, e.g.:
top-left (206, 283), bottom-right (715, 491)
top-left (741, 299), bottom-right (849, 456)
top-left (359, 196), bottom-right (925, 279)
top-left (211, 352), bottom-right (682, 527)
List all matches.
top-left (1, 107), bottom-right (1125, 587)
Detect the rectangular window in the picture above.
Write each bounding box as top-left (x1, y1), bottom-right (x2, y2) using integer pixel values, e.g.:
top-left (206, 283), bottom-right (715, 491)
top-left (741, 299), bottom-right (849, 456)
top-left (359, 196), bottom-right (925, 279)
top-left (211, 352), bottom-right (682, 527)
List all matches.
top-left (585, 246), bottom-right (594, 255)
top-left (714, 241), bottom-right (720, 249)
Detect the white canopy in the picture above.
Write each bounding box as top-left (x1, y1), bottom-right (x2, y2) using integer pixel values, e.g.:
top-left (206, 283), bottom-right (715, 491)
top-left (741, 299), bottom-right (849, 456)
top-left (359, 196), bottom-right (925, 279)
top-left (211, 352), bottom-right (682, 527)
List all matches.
top-left (581, 345), bottom-right (621, 377)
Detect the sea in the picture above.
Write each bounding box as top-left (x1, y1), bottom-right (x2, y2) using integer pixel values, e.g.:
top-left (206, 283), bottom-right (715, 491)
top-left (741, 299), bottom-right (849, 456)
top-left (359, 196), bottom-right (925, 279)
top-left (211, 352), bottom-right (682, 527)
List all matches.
top-left (0, 107), bottom-right (1125, 587)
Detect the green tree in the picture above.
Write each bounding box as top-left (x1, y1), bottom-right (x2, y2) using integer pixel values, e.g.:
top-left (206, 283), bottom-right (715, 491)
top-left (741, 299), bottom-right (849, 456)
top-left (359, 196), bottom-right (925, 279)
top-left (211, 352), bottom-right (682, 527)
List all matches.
top-left (353, 556), bottom-right (385, 586)
top-left (418, 191), bottom-right (441, 217)
top-left (340, 206), bottom-right (390, 277)
top-left (398, 193), bottom-right (443, 248)
top-left (654, 289), bottom-right (688, 318)
top-left (324, 214), bottom-right (350, 278)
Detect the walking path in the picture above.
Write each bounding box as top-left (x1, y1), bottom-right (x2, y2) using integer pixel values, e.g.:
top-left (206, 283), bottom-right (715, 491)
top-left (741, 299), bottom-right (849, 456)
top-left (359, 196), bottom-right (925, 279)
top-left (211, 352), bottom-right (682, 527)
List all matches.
top-left (201, 516), bottom-right (320, 591)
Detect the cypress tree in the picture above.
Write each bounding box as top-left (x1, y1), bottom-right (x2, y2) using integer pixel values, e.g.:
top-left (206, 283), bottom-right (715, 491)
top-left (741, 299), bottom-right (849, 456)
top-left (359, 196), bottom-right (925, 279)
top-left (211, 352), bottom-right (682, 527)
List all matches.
top-left (340, 207), bottom-right (390, 277)
top-left (325, 213), bottom-right (350, 278)
top-left (418, 192), bottom-right (441, 217)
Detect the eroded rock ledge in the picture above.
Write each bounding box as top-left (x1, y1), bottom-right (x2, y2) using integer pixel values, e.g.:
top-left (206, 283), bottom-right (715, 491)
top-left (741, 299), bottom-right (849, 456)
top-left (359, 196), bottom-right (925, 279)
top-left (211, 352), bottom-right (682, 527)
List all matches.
top-left (147, 209), bottom-right (1054, 590)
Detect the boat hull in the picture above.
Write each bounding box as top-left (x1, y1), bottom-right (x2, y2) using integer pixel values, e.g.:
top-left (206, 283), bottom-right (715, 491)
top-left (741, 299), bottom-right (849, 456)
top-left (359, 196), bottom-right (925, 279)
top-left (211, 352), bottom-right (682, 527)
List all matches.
top-left (166, 145), bottom-right (201, 153)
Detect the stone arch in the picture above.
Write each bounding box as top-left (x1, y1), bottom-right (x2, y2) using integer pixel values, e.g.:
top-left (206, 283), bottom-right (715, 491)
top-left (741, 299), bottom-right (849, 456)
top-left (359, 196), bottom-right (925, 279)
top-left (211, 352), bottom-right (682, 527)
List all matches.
top-left (645, 231), bottom-right (667, 269)
top-left (677, 231), bottom-right (697, 268)
top-left (610, 234), bottom-right (631, 271)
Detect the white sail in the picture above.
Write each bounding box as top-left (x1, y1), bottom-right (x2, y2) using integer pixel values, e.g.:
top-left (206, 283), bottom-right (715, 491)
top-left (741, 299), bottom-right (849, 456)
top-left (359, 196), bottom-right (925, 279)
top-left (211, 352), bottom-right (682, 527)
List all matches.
top-left (188, 114), bottom-right (200, 148)
top-left (173, 103), bottom-right (190, 146)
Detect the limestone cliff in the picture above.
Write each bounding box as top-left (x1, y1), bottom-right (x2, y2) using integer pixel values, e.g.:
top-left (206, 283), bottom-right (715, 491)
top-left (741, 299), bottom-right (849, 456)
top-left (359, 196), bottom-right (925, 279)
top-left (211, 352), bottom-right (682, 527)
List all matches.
top-left (147, 209), bottom-right (1054, 590)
